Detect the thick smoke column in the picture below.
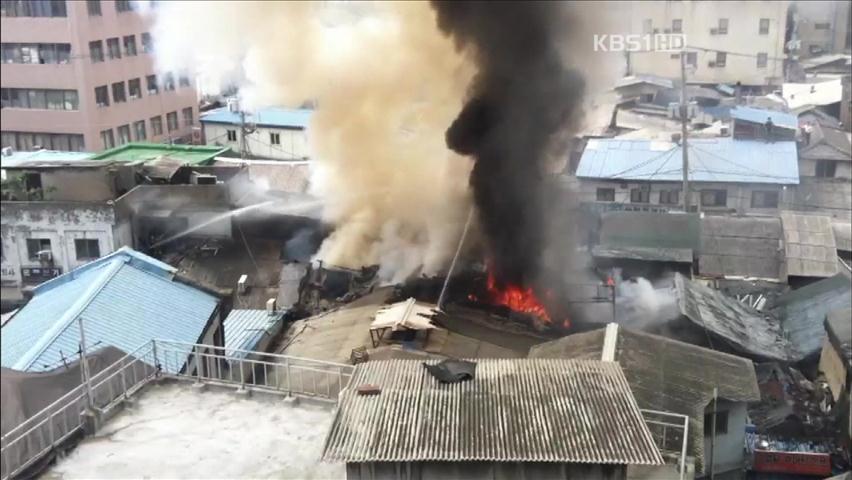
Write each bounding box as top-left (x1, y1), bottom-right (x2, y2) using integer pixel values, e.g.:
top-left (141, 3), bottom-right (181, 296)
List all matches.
top-left (431, 2), bottom-right (586, 289)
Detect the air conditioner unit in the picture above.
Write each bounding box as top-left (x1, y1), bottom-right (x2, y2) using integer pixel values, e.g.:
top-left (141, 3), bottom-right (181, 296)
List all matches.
top-left (708, 61), bottom-right (716, 68)
top-left (193, 174), bottom-right (217, 185)
top-left (710, 28), bottom-right (718, 35)
top-left (37, 250), bottom-right (52, 262)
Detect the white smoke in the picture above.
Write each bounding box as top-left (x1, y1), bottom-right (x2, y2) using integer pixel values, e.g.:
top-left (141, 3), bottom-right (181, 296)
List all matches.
top-left (615, 273), bottom-right (679, 328)
top-left (150, 2), bottom-right (474, 283)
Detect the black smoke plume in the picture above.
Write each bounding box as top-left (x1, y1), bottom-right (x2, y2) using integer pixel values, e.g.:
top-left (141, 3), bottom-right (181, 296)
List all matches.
top-left (432, 2), bottom-right (586, 289)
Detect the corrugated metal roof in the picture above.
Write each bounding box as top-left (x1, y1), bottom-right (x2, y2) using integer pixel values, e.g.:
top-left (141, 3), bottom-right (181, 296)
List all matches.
top-left (0, 150), bottom-right (94, 168)
top-left (0, 247), bottom-right (219, 372)
top-left (730, 106), bottom-right (797, 129)
top-left (323, 359), bottom-right (663, 465)
top-left (201, 107), bottom-right (313, 129)
top-left (89, 143), bottom-right (229, 166)
top-left (614, 74), bottom-right (674, 90)
top-left (780, 212), bottom-right (838, 278)
top-left (834, 221), bottom-right (852, 252)
top-left (224, 309), bottom-right (285, 358)
top-left (576, 138), bottom-right (799, 184)
top-left (530, 325), bottom-right (760, 475)
top-left (698, 216), bottom-right (785, 280)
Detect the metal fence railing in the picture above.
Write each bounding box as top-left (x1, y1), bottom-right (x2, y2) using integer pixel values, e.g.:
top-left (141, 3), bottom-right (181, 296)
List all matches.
top-left (641, 409), bottom-right (690, 480)
top-left (0, 339), bottom-right (354, 480)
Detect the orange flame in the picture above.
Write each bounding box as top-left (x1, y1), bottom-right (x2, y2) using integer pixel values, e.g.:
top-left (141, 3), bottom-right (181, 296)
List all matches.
top-left (485, 271), bottom-right (551, 322)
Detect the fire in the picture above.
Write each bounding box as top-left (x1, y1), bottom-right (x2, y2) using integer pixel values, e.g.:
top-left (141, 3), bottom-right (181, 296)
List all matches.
top-left (485, 272), bottom-right (551, 322)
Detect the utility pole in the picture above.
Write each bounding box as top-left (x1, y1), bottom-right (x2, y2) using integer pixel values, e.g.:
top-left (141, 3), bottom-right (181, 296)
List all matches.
top-left (680, 50), bottom-right (690, 212)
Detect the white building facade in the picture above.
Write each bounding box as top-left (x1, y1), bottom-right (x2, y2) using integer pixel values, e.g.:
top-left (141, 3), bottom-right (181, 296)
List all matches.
top-left (201, 107), bottom-right (312, 161)
top-left (626, 1), bottom-right (789, 86)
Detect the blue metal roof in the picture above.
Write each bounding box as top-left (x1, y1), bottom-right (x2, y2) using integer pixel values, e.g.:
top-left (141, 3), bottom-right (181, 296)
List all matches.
top-left (224, 309), bottom-right (285, 358)
top-left (200, 107), bottom-right (313, 129)
top-left (0, 247), bottom-right (219, 372)
top-left (1, 150), bottom-right (94, 168)
top-left (576, 137), bottom-right (799, 184)
top-left (730, 106), bottom-right (797, 129)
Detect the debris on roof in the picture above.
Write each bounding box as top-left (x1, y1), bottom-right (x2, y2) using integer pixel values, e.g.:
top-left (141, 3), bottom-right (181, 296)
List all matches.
top-left (674, 273), bottom-right (795, 361)
top-left (422, 359), bottom-right (476, 383)
top-left (780, 212), bottom-right (839, 278)
top-left (370, 298), bottom-right (436, 332)
top-left (323, 358), bottom-right (664, 465)
top-left (768, 275), bottom-right (852, 360)
top-left (826, 307), bottom-right (852, 366)
top-left (530, 325), bottom-right (759, 474)
top-left (698, 216), bottom-right (785, 281)
top-left (0, 247), bottom-right (220, 373)
top-left (576, 138), bottom-right (799, 184)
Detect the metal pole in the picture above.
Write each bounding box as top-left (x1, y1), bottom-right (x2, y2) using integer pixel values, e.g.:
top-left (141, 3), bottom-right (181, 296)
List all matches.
top-left (680, 415), bottom-right (688, 480)
top-left (239, 110), bottom-right (247, 160)
top-left (710, 387), bottom-right (717, 479)
top-left (611, 284), bottom-right (617, 323)
top-left (438, 206), bottom-right (474, 310)
top-left (78, 317), bottom-right (95, 410)
top-left (680, 51), bottom-right (690, 212)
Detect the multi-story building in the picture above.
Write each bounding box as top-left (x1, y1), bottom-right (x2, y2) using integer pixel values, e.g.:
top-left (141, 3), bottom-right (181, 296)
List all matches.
top-left (200, 107), bottom-right (313, 161)
top-left (794, 0), bottom-right (852, 58)
top-left (0, 0), bottom-right (198, 152)
top-left (626, 1), bottom-right (789, 87)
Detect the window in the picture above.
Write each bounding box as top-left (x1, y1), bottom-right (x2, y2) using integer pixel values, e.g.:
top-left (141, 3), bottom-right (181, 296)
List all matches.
top-left (182, 107), bottom-right (194, 126)
top-left (672, 19), bottom-right (682, 34)
top-left (106, 37), bottom-right (121, 60)
top-left (166, 111), bottom-right (179, 132)
top-left (112, 81), bottom-right (126, 103)
top-left (1, 131), bottom-right (84, 151)
top-left (659, 189), bottom-right (680, 205)
top-left (596, 188), bottom-right (615, 202)
top-left (226, 129), bottom-right (237, 142)
top-left (150, 116), bottom-right (163, 136)
top-left (75, 239), bottom-right (100, 260)
top-left (146, 74), bottom-right (159, 94)
top-left (686, 52), bottom-right (697, 67)
top-left (816, 160), bottom-right (837, 178)
top-left (115, 0), bottom-right (132, 12)
top-left (123, 35), bottom-right (137, 56)
top-left (89, 40), bottom-right (104, 63)
top-left (751, 191), bottom-right (779, 208)
top-left (0, 43), bottom-right (72, 64)
top-left (704, 411), bottom-right (729, 436)
top-left (26, 238), bottom-right (51, 260)
top-left (133, 120), bottom-right (147, 140)
top-left (1, 0), bottom-right (67, 17)
top-left (179, 75), bottom-right (191, 88)
top-left (163, 73), bottom-right (176, 91)
top-left (141, 33), bottom-right (152, 53)
top-left (270, 132), bottom-right (280, 145)
top-left (814, 23), bottom-right (831, 30)
top-left (23, 172), bottom-right (42, 194)
top-left (1, 88), bottom-right (78, 110)
top-left (701, 189), bottom-right (727, 207)
top-left (128, 78), bottom-right (141, 99)
top-left (715, 51), bottom-right (726, 67)
top-left (759, 18), bottom-right (770, 35)
top-left (757, 53), bottom-right (768, 68)
top-left (630, 187), bottom-right (650, 204)
top-left (95, 85), bottom-right (109, 107)
top-left (100, 128), bottom-right (115, 149)
top-left (117, 124), bottom-right (131, 145)
top-left (86, 0), bottom-right (100, 15)
top-left (718, 18), bottom-right (728, 35)
top-left (643, 19), bottom-right (653, 34)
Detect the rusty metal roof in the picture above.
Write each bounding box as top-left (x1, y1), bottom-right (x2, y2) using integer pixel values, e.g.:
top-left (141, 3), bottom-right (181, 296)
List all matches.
top-left (322, 359), bottom-right (663, 465)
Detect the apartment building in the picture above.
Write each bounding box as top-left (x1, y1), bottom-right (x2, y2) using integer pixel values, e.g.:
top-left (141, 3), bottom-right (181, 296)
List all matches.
top-left (626, 1), bottom-right (789, 86)
top-left (794, 0), bottom-right (852, 58)
top-left (0, 0), bottom-right (198, 153)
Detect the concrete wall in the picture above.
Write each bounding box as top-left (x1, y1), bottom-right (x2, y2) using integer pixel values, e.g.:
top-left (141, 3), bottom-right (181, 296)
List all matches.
top-left (798, 158), bottom-right (852, 179)
top-left (703, 400), bottom-right (748, 477)
top-left (3, 167), bottom-right (118, 202)
top-left (0, 202), bottom-right (126, 294)
top-left (0, 1), bottom-right (198, 152)
top-left (626, 1), bottom-right (788, 86)
top-left (203, 123), bottom-right (310, 161)
top-left (575, 178), bottom-right (789, 215)
top-left (796, 1), bottom-right (852, 58)
top-left (819, 336), bottom-right (848, 402)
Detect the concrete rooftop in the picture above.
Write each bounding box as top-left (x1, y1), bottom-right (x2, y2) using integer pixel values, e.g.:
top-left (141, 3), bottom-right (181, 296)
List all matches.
top-left (43, 383), bottom-right (342, 479)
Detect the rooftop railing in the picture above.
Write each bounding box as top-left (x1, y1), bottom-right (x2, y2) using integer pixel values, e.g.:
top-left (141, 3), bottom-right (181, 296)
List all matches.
top-left (0, 339), bottom-right (353, 480)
